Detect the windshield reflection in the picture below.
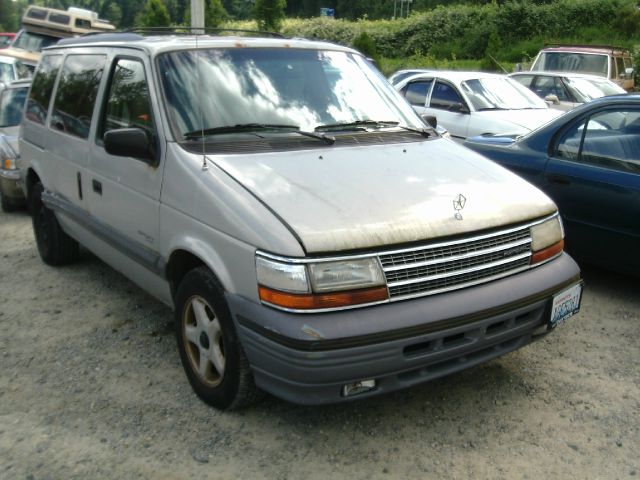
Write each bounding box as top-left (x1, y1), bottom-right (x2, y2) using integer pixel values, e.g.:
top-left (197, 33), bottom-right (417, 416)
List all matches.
top-left (158, 48), bottom-right (421, 140)
top-left (462, 77), bottom-right (547, 110)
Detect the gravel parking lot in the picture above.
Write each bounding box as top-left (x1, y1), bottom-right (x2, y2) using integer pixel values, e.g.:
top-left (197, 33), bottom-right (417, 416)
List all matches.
top-left (1, 208), bottom-right (638, 479)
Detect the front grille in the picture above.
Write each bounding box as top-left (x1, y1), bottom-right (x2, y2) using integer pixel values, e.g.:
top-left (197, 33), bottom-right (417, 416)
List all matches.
top-left (379, 226), bottom-right (532, 300)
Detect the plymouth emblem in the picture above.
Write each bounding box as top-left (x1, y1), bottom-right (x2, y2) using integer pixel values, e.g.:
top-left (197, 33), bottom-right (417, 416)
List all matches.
top-left (453, 194), bottom-right (466, 220)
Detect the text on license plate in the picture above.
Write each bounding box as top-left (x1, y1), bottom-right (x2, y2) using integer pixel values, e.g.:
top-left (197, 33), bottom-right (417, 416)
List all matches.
top-left (550, 283), bottom-right (582, 327)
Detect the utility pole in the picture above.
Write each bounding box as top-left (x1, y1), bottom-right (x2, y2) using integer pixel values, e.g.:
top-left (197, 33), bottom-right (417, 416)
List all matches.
top-left (191, 0), bottom-right (205, 32)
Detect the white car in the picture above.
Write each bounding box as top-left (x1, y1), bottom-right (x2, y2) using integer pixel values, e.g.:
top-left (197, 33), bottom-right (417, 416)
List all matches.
top-left (393, 70), bottom-right (562, 141)
top-left (509, 72), bottom-right (627, 111)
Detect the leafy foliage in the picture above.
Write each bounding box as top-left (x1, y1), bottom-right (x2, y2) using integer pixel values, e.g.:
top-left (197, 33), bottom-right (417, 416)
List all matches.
top-left (136, 0), bottom-right (171, 28)
top-left (253, 0), bottom-right (287, 32)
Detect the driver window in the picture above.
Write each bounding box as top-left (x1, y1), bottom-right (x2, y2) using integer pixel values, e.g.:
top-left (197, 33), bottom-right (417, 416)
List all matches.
top-left (402, 79), bottom-right (432, 107)
top-left (101, 58), bottom-right (155, 143)
top-left (430, 81), bottom-right (464, 111)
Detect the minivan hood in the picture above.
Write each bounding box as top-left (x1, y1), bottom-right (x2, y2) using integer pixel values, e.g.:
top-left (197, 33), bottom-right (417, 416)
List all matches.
top-left (480, 108), bottom-right (561, 131)
top-left (212, 139), bottom-right (556, 254)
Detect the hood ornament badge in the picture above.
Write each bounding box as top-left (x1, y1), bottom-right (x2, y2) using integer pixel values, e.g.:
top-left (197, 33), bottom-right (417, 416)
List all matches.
top-left (453, 194), bottom-right (466, 220)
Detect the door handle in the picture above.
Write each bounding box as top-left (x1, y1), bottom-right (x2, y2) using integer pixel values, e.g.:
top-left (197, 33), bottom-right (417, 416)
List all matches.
top-left (547, 174), bottom-right (571, 185)
top-left (92, 179), bottom-right (102, 195)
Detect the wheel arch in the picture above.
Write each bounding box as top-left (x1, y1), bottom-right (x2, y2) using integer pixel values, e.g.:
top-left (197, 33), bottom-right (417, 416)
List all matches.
top-left (165, 246), bottom-right (235, 303)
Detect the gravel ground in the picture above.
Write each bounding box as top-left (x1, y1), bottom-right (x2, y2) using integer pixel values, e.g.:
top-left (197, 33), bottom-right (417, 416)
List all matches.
top-left (1, 208), bottom-right (639, 480)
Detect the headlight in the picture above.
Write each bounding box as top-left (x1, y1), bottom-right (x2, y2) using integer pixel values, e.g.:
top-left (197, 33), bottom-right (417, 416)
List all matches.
top-left (256, 257), bottom-right (309, 293)
top-left (0, 136), bottom-right (18, 170)
top-left (256, 254), bottom-right (388, 311)
top-left (530, 215), bottom-right (564, 264)
top-left (309, 258), bottom-right (385, 292)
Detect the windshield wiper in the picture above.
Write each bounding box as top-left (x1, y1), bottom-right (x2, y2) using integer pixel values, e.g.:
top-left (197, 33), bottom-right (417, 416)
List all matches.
top-left (184, 123), bottom-right (335, 145)
top-left (315, 120), bottom-right (431, 137)
top-left (314, 120), bottom-right (400, 132)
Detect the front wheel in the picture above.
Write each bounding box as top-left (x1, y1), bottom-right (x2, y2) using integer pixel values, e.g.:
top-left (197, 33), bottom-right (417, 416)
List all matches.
top-left (175, 266), bottom-right (262, 410)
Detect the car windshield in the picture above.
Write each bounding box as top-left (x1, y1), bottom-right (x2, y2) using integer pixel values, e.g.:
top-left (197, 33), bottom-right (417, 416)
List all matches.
top-left (0, 86), bottom-right (28, 127)
top-left (11, 30), bottom-right (59, 52)
top-left (564, 77), bottom-right (625, 103)
top-left (461, 77), bottom-right (547, 110)
top-left (158, 47), bottom-right (423, 140)
top-left (532, 52), bottom-right (608, 77)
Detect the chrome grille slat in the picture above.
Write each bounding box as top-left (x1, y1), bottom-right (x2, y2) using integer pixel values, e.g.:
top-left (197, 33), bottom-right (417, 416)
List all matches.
top-left (379, 226), bottom-right (533, 300)
top-left (387, 253), bottom-right (531, 287)
top-left (383, 238), bottom-right (531, 272)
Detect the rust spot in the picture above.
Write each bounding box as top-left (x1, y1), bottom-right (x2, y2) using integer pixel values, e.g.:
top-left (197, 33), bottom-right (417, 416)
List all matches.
top-left (235, 42), bottom-right (245, 48)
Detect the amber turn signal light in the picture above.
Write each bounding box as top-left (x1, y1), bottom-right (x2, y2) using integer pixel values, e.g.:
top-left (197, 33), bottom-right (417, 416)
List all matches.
top-left (258, 285), bottom-right (389, 310)
top-left (531, 239), bottom-right (564, 265)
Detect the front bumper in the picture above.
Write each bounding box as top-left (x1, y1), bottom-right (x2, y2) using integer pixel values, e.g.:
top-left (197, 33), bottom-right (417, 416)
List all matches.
top-left (0, 169), bottom-right (25, 202)
top-left (228, 253), bottom-right (581, 405)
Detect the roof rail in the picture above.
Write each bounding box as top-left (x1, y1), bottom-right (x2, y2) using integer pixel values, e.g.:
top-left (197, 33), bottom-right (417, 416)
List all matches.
top-left (543, 43), bottom-right (630, 52)
top-left (123, 26), bottom-right (285, 38)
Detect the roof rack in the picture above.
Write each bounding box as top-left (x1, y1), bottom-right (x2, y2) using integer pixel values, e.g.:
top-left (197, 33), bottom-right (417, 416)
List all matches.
top-left (543, 43), bottom-right (630, 52)
top-left (123, 26), bottom-right (285, 38)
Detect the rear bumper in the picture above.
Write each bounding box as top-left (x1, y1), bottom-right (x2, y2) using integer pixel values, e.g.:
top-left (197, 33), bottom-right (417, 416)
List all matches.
top-left (228, 253), bottom-right (581, 405)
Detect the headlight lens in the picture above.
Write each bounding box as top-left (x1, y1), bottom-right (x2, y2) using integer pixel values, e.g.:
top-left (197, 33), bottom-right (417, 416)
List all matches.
top-left (0, 137), bottom-right (18, 170)
top-left (256, 257), bottom-right (309, 293)
top-left (309, 258), bottom-right (385, 292)
top-left (256, 254), bottom-right (388, 311)
top-left (530, 215), bottom-right (564, 264)
top-left (530, 216), bottom-right (563, 251)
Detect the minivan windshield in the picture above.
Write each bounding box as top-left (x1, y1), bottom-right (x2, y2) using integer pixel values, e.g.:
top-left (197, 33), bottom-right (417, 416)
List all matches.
top-left (158, 48), bottom-right (424, 140)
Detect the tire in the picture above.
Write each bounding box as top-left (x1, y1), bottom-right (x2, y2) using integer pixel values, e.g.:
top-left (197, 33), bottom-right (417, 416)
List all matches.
top-left (175, 266), bottom-right (263, 410)
top-left (31, 182), bottom-right (79, 266)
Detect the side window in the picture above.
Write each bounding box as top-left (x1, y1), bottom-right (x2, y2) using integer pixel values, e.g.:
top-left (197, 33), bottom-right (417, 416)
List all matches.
top-left (100, 58), bottom-right (155, 142)
top-left (511, 75), bottom-right (534, 88)
top-left (555, 110), bottom-right (640, 173)
top-left (534, 76), bottom-right (568, 101)
top-left (615, 57), bottom-right (625, 79)
top-left (430, 81), bottom-right (464, 111)
top-left (26, 55), bottom-right (62, 125)
top-left (51, 54), bottom-right (106, 139)
top-left (402, 79), bottom-right (432, 107)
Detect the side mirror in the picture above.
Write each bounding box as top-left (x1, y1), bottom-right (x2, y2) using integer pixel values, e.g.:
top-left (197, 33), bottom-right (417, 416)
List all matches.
top-left (544, 94), bottom-right (560, 105)
top-left (449, 102), bottom-right (469, 114)
top-left (104, 128), bottom-right (157, 166)
top-left (420, 114), bottom-right (438, 129)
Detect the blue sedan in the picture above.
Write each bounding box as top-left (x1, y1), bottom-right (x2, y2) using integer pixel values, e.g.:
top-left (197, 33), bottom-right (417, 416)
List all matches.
top-left (464, 94), bottom-right (640, 275)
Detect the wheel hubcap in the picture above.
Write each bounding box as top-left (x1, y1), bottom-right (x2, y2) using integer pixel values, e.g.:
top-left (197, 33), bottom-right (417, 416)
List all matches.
top-left (182, 295), bottom-right (225, 387)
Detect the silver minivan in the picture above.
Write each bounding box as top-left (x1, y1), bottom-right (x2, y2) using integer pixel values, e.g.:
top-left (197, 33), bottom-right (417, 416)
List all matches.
top-left (20, 33), bottom-right (582, 409)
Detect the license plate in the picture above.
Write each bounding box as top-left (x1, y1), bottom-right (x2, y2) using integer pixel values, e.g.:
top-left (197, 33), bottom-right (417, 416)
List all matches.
top-left (549, 283), bottom-right (583, 327)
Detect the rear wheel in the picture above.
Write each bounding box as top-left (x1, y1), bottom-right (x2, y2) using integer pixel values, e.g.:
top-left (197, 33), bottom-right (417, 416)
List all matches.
top-left (175, 266), bottom-right (262, 410)
top-left (31, 182), bottom-right (79, 266)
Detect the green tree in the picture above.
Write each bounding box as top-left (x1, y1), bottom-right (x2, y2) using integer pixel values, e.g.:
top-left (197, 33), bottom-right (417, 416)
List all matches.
top-left (136, 0), bottom-right (171, 28)
top-left (206, 0), bottom-right (228, 27)
top-left (352, 31), bottom-right (380, 65)
top-left (0, 0), bottom-right (19, 31)
top-left (254, 0), bottom-right (287, 32)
